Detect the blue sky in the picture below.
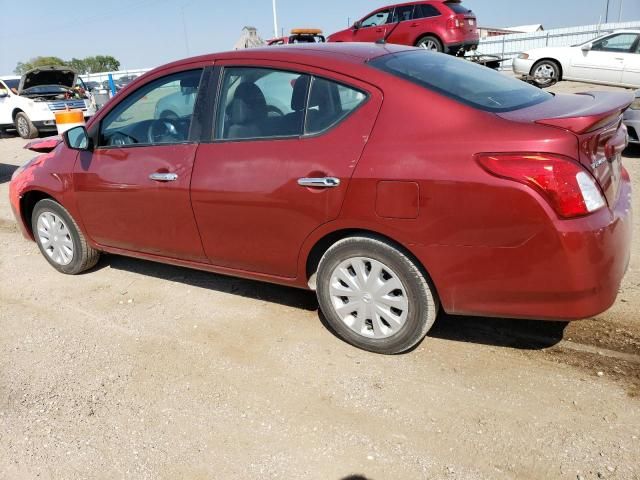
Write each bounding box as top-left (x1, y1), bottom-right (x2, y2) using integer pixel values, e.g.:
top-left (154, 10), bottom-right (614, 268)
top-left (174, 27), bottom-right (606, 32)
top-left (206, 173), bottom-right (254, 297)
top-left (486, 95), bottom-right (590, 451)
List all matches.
top-left (1, 0), bottom-right (639, 75)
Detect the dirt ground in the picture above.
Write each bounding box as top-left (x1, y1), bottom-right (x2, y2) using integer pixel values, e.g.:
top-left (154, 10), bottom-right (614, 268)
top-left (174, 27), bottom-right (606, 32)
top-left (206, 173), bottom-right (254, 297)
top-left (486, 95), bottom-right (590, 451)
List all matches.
top-left (1, 80), bottom-right (639, 480)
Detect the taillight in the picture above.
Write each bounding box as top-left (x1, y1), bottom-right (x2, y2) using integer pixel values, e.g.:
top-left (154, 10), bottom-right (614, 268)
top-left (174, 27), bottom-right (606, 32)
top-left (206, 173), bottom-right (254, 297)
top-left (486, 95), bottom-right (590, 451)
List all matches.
top-left (447, 16), bottom-right (463, 29)
top-left (477, 153), bottom-right (606, 218)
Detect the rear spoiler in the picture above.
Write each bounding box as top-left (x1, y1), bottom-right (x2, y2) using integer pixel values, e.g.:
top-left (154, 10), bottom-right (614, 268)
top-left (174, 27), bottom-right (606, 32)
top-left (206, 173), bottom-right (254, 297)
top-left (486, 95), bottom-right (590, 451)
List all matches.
top-left (535, 91), bottom-right (634, 134)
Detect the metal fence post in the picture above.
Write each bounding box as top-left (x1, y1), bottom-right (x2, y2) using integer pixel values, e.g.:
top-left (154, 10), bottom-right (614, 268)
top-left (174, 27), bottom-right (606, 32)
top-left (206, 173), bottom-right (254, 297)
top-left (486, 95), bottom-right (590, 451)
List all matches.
top-left (546, 32), bottom-right (550, 46)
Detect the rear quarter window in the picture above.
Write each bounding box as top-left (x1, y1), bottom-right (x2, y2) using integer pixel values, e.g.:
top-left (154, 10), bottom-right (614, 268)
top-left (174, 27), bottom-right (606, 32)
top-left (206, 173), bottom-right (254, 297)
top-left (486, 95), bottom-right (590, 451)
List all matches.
top-left (368, 50), bottom-right (552, 113)
top-left (444, 2), bottom-right (472, 14)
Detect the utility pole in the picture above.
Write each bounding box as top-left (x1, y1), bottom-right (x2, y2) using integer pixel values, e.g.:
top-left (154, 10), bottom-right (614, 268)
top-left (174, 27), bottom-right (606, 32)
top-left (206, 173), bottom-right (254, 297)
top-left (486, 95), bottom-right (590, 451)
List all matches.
top-left (181, 6), bottom-right (190, 56)
top-left (605, 0), bottom-right (610, 23)
top-left (272, 0), bottom-right (279, 39)
top-left (619, 0), bottom-right (625, 22)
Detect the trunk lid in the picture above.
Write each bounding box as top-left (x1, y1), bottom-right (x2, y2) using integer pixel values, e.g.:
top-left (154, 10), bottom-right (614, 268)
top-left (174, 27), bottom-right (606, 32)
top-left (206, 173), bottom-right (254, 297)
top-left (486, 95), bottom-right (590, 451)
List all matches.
top-left (499, 91), bottom-right (633, 208)
top-left (18, 66), bottom-right (78, 95)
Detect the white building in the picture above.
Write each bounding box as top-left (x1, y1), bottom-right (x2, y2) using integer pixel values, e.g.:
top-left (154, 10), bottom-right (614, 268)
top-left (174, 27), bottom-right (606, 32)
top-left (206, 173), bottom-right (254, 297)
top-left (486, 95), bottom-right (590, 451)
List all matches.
top-left (234, 26), bottom-right (265, 50)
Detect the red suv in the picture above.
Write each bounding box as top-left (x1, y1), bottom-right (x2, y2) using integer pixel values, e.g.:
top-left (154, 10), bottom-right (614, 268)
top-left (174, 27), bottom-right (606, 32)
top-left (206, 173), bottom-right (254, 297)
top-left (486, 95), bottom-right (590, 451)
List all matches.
top-left (9, 44), bottom-right (632, 355)
top-left (327, 0), bottom-right (479, 54)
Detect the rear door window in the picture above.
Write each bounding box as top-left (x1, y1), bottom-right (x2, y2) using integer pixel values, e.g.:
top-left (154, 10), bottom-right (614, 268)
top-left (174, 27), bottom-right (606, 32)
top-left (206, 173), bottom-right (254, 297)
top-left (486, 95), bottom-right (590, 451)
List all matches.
top-left (392, 5), bottom-right (415, 23)
top-left (369, 50), bottom-right (551, 113)
top-left (215, 67), bottom-right (310, 140)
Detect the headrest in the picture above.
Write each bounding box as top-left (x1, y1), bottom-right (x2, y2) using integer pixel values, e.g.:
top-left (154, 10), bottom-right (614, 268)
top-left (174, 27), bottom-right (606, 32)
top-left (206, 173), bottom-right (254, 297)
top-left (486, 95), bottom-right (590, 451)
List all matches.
top-left (291, 76), bottom-right (309, 111)
top-left (228, 98), bottom-right (251, 125)
top-left (234, 82), bottom-right (266, 109)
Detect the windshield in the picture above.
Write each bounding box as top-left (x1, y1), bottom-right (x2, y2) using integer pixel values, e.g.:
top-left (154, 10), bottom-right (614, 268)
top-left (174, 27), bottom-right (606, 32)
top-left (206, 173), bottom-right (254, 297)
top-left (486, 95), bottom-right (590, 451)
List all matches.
top-left (368, 50), bottom-right (552, 113)
top-left (2, 79), bottom-right (19, 90)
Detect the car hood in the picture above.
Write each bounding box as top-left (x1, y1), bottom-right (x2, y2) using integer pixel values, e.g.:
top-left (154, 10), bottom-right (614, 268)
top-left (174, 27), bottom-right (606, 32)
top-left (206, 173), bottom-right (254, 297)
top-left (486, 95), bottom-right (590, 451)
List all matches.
top-left (18, 66), bottom-right (77, 94)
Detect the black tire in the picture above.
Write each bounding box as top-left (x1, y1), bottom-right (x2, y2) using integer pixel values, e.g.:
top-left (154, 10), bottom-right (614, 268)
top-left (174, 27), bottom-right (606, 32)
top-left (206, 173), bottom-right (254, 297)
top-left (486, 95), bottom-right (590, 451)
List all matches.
top-left (316, 235), bottom-right (439, 354)
top-left (530, 59), bottom-right (561, 88)
top-left (416, 35), bottom-right (443, 53)
top-left (31, 199), bottom-right (100, 275)
top-left (14, 112), bottom-right (39, 139)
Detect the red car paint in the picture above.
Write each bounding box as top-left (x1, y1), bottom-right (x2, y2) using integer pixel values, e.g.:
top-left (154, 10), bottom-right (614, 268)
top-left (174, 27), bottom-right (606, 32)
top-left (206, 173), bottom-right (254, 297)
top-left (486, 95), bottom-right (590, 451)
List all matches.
top-left (328, 1), bottom-right (479, 53)
top-left (9, 43), bottom-right (633, 322)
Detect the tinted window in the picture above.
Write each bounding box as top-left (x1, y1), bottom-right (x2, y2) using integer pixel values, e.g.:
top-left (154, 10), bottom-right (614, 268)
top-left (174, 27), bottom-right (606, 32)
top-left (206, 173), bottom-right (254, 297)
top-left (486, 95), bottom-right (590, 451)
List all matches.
top-left (413, 4), bottom-right (441, 18)
top-left (444, 2), bottom-right (471, 14)
top-left (392, 6), bottom-right (414, 22)
top-left (592, 33), bottom-right (638, 53)
top-left (100, 69), bottom-right (202, 147)
top-left (305, 77), bottom-right (367, 134)
top-left (216, 67), bottom-right (310, 140)
top-left (361, 9), bottom-right (391, 27)
top-left (369, 50), bottom-right (551, 113)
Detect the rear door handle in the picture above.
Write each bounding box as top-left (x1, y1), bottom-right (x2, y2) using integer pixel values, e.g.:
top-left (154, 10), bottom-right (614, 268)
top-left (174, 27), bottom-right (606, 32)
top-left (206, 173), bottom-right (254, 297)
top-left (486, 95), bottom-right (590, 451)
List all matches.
top-left (149, 172), bottom-right (178, 182)
top-left (297, 177), bottom-right (341, 188)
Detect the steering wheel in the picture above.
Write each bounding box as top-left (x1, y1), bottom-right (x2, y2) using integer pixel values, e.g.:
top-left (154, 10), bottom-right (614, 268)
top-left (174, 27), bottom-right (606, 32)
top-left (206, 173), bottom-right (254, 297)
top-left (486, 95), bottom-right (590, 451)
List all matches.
top-left (267, 105), bottom-right (284, 117)
top-left (147, 119), bottom-right (181, 144)
top-left (108, 132), bottom-right (136, 146)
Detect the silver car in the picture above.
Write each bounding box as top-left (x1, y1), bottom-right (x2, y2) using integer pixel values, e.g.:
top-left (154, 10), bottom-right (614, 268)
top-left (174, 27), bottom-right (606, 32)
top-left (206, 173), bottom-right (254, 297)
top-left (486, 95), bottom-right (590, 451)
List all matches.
top-left (624, 90), bottom-right (640, 144)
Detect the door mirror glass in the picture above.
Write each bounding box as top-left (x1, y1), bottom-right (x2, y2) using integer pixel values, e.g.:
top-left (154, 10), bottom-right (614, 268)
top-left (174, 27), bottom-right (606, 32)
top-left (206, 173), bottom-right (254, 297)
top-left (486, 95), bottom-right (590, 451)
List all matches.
top-left (64, 126), bottom-right (91, 151)
top-left (353, 20), bottom-right (362, 29)
top-left (581, 42), bottom-right (592, 52)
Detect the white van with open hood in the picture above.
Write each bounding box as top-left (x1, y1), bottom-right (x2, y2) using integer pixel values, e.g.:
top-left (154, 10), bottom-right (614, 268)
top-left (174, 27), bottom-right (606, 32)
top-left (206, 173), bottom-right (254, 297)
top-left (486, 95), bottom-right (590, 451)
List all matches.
top-left (0, 66), bottom-right (95, 138)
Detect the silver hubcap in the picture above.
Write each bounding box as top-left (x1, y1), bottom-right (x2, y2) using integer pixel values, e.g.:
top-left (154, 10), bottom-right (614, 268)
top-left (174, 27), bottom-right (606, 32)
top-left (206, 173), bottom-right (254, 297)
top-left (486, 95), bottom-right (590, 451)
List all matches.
top-left (37, 212), bottom-right (74, 265)
top-left (329, 257), bottom-right (409, 339)
top-left (420, 40), bottom-right (439, 51)
top-left (534, 64), bottom-right (556, 83)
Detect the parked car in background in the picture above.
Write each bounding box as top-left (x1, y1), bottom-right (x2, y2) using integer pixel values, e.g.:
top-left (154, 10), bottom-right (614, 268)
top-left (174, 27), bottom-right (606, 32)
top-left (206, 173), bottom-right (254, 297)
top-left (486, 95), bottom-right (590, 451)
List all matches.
top-left (84, 81), bottom-right (101, 92)
top-left (623, 89), bottom-right (640, 144)
top-left (267, 28), bottom-right (325, 45)
top-left (327, 0), bottom-right (479, 54)
top-left (514, 30), bottom-right (640, 88)
top-left (0, 67), bottom-right (95, 138)
top-left (9, 44), bottom-right (632, 354)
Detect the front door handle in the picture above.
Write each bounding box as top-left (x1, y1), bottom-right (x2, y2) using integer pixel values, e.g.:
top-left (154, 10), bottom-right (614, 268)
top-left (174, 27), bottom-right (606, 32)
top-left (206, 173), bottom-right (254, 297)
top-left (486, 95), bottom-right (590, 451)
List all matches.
top-left (297, 177), bottom-right (341, 188)
top-left (149, 172), bottom-right (178, 182)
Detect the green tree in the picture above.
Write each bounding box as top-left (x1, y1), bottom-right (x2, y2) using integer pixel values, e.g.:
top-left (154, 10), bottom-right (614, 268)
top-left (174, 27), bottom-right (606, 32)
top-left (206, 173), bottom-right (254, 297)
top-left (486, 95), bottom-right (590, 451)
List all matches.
top-left (82, 55), bottom-right (120, 73)
top-left (67, 58), bottom-right (88, 74)
top-left (14, 56), bottom-right (66, 74)
top-left (14, 55), bottom-right (121, 75)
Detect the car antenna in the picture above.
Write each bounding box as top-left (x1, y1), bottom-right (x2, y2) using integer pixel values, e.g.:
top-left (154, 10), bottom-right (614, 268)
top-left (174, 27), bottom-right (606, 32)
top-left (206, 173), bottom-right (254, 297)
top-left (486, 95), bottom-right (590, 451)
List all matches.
top-left (375, 18), bottom-right (401, 45)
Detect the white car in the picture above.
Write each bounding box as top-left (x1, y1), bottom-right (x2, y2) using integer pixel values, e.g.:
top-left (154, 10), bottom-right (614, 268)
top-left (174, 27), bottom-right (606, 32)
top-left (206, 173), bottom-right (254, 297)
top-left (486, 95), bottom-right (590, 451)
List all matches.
top-left (0, 66), bottom-right (95, 139)
top-left (513, 30), bottom-right (640, 88)
top-left (623, 90), bottom-right (640, 144)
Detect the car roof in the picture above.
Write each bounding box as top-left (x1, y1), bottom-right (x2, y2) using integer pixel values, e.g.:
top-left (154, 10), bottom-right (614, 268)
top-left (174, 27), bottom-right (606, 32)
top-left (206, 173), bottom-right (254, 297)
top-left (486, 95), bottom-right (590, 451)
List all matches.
top-left (157, 42), bottom-right (414, 73)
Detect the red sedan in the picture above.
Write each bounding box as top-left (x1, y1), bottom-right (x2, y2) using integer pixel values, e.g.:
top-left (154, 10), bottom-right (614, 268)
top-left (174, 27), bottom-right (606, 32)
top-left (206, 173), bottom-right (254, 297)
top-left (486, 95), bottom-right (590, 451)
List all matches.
top-left (9, 43), bottom-right (633, 354)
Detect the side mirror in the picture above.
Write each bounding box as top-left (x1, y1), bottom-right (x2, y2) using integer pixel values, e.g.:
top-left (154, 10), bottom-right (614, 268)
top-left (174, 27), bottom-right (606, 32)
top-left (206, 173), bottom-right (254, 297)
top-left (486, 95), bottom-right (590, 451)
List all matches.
top-left (0, 90), bottom-right (7, 98)
top-left (353, 20), bottom-right (362, 30)
top-left (581, 42), bottom-right (592, 52)
top-left (63, 126), bottom-right (92, 151)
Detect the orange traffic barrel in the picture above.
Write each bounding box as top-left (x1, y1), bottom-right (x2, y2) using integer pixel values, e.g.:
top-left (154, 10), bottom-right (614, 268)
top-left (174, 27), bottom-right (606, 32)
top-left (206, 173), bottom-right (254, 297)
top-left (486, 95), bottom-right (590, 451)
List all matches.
top-left (55, 110), bottom-right (84, 134)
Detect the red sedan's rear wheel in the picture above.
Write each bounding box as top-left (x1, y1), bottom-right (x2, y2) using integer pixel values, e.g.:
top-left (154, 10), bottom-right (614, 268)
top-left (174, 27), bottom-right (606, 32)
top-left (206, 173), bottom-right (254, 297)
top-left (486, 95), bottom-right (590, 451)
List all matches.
top-left (316, 235), bottom-right (439, 354)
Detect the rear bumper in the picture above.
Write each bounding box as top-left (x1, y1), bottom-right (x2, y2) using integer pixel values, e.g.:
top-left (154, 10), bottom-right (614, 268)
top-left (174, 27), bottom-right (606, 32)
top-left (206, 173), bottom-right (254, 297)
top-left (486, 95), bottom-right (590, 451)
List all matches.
top-left (513, 57), bottom-right (535, 76)
top-left (417, 176), bottom-right (632, 320)
top-left (623, 109), bottom-right (640, 143)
